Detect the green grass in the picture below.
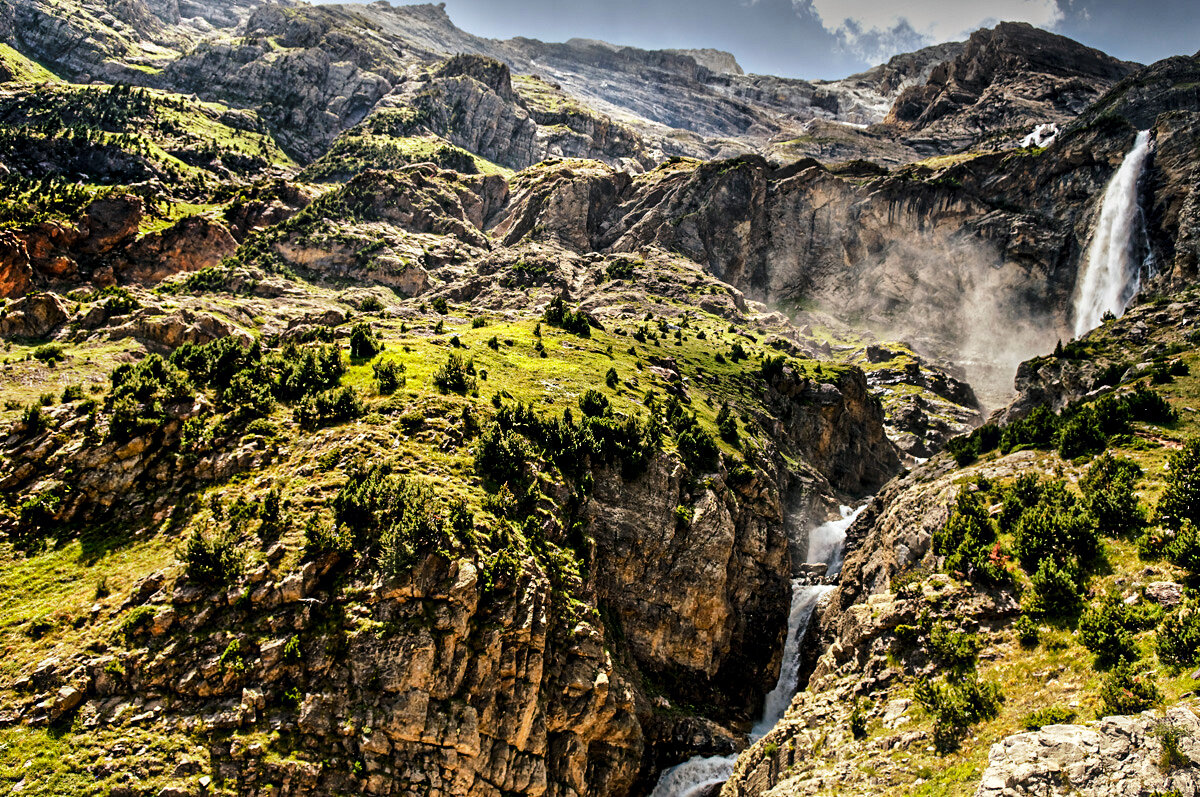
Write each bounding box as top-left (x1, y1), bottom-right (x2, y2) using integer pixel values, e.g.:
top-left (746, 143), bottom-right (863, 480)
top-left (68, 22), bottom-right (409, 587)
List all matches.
top-left (0, 44), bottom-right (61, 84)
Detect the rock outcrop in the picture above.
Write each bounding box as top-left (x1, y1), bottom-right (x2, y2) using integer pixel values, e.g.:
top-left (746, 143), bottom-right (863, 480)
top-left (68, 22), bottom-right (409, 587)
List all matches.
top-left (976, 705), bottom-right (1200, 797)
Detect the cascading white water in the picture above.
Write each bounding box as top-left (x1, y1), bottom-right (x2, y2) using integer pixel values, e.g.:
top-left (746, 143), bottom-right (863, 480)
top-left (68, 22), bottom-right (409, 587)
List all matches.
top-left (648, 504), bottom-right (868, 797)
top-left (1073, 130), bottom-right (1154, 338)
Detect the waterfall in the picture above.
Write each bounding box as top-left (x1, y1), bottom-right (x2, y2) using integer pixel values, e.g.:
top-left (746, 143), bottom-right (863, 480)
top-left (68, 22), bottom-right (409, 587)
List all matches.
top-left (648, 504), bottom-right (868, 797)
top-left (1073, 130), bottom-right (1154, 338)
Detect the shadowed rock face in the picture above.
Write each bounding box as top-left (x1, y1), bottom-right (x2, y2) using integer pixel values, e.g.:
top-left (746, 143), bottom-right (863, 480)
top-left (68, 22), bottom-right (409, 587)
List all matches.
top-left (885, 22), bottom-right (1140, 150)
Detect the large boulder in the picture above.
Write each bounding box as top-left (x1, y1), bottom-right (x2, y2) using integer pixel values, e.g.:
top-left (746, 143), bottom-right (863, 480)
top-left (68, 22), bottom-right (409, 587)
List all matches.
top-left (0, 292), bottom-right (69, 339)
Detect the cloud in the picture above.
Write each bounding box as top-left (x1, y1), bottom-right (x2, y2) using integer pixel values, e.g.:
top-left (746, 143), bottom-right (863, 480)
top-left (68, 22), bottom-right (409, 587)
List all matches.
top-left (797, 0), bottom-right (1064, 61)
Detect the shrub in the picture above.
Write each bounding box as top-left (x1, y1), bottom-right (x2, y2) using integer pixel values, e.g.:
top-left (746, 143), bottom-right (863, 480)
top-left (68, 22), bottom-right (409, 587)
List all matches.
top-left (179, 526), bottom-right (244, 586)
top-left (1157, 722), bottom-right (1189, 772)
top-left (219, 639), bottom-right (246, 675)
top-left (1080, 453), bottom-right (1146, 538)
top-left (32, 343), bottom-right (65, 365)
top-left (674, 504), bottom-right (693, 529)
top-left (106, 354), bottom-right (194, 441)
top-left (431, 297), bottom-right (449, 315)
top-left (1022, 706), bottom-right (1076, 730)
top-left (1025, 558), bottom-right (1083, 618)
top-left (332, 464), bottom-right (468, 575)
top-left (61, 384), bottom-right (84, 402)
top-left (1166, 520), bottom-right (1200, 574)
top-left (1057, 406), bottom-right (1108, 459)
top-left (303, 513), bottom-right (351, 556)
top-left (92, 285), bottom-right (139, 315)
top-left (543, 295), bottom-right (591, 336)
top-left (849, 702), bottom-right (867, 740)
top-left (293, 386), bottom-right (363, 430)
top-left (915, 675), bottom-right (1004, 753)
top-left (432, 353), bottom-right (475, 395)
top-left (19, 403), bottom-right (45, 434)
top-left (472, 316), bottom-right (487, 329)
top-left (1125, 384), bottom-right (1177, 425)
top-left (935, 488), bottom-right (1007, 584)
top-left (1014, 614), bottom-right (1040, 647)
top-left (1156, 437), bottom-right (1200, 534)
top-left (1098, 663), bottom-right (1160, 716)
top-left (474, 424), bottom-right (533, 487)
top-left (716, 404), bottom-right (739, 445)
top-left (677, 425), bottom-right (719, 472)
top-left (605, 367), bottom-right (619, 389)
top-left (1157, 599), bottom-right (1200, 668)
top-left (1011, 481), bottom-right (1100, 573)
top-left (372, 359), bottom-right (406, 394)
top-left (349, 322), bottom-right (382, 359)
top-left (578, 389), bottom-right (610, 417)
top-left (1079, 592), bottom-right (1141, 667)
top-left (928, 622), bottom-right (981, 674)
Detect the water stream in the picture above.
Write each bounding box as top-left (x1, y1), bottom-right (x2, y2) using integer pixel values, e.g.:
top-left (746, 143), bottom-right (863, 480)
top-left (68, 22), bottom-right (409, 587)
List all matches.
top-left (647, 504), bottom-right (867, 797)
top-left (1073, 130), bottom-right (1155, 338)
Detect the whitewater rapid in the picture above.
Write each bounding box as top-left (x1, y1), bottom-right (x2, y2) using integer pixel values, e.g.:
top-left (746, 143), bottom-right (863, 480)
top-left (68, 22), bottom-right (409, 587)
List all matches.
top-left (1073, 130), bottom-right (1154, 337)
top-left (648, 504), bottom-right (867, 797)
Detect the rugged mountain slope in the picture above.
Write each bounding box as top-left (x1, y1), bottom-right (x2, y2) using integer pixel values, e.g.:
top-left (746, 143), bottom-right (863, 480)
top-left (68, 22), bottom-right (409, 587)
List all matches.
top-left (723, 289), bottom-right (1200, 797)
top-left (0, 1), bottom-right (1136, 169)
top-left (1, 3), bottom-right (1199, 797)
top-left (885, 22), bottom-right (1140, 151)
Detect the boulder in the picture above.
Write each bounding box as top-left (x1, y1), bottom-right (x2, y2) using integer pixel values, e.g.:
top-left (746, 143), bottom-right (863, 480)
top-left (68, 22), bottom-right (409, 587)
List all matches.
top-left (0, 292), bottom-right (69, 339)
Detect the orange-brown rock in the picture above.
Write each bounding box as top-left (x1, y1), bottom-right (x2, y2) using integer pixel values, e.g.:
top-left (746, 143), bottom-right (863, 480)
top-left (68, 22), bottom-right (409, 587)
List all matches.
top-left (116, 216), bottom-right (238, 285)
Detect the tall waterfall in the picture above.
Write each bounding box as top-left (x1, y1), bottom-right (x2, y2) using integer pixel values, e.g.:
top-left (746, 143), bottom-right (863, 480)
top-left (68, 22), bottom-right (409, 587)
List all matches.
top-left (1073, 130), bottom-right (1154, 338)
top-left (648, 504), bottom-right (867, 797)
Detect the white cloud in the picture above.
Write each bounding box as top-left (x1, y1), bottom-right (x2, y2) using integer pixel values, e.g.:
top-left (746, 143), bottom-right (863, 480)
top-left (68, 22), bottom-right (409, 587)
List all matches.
top-left (799, 0), bottom-right (1064, 61)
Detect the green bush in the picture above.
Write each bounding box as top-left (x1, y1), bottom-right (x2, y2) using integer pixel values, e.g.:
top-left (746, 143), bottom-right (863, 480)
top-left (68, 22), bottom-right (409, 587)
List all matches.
top-left (928, 621), bottom-right (981, 674)
top-left (1157, 599), bottom-right (1200, 668)
top-left (543, 296), bottom-right (591, 336)
top-left (106, 354), bottom-right (194, 441)
top-left (716, 404), bottom-right (739, 445)
top-left (677, 425), bottom-right (719, 472)
top-left (1011, 481), bottom-right (1100, 573)
top-left (1014, 613), bottom-right (1039, 646)
top-left (849, 702), bottom-right (867, 740)
top-left (349, 321), bottom-right (382, 360)
top-left (1021, 706), bottom-right (1076, 730)
top-left (432, 353), bottom-right (476, 395)
top-left (372, 359), bottom-right (406, 394)
top-left (1057, 406), bottom-right (1108, 459)
top-left (935, 488), bottom-right (1006, 584)
top-left (578, 389), bottom-right (610, 417)
top-left (179, 526), bottom-right (244, 586)
top-left (332, 463), bottom-right (472, 576)
top-left (32, 343), bottom-right (65, 365)
top-left (1098, 663), bottom-right (1160, 715)
top-left (605, 367), bottom-right (619, 389)
top-left (1025, 558), bottom-right (1083, 619)
top-left (914, 675), bottom-right (1004, 753)
top-left (303, 513), bottom-right (351, 556)
top-left (474, 424), bottom-right (533, 487)
top-left (1079, 591), bottom-right (1142, 667)
top-left (293, 386), bottom-right (363, 430)
top-left (1166, 520), bottom-right (1200, 574)
top-left (1156, 437), bottom-right (1200, 534)
top-left (1080, 453), bottom-right (1146, 538)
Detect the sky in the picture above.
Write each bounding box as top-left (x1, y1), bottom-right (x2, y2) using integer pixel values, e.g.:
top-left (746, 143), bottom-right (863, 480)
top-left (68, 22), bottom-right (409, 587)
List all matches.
top-left (379, 0), bottom-right (1200, 79)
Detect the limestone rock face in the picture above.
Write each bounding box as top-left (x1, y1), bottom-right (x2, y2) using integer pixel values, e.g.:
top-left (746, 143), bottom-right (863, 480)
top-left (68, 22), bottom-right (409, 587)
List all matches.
top-left (886, 22), bottom-right (1139, 147)
top-left (975, 705), bottom-right (1200, 797)
top-left (116, 216), bottom-right (238, 284)
top-left (0, 291), bottom-right (69, 338)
